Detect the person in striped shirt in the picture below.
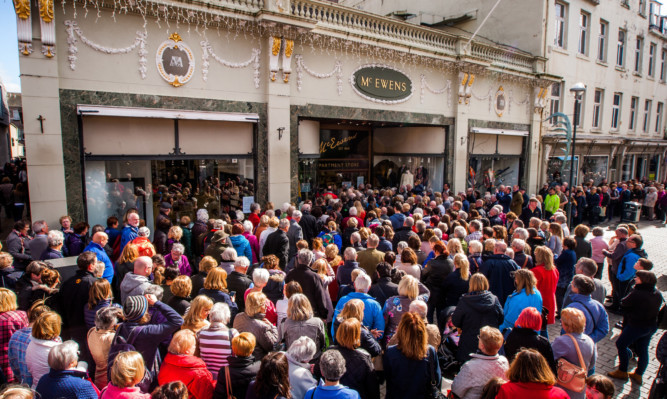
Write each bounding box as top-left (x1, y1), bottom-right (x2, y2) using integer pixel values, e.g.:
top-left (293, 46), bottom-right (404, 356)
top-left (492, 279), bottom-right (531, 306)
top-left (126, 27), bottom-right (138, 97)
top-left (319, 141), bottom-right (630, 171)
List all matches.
top-left (197, 302), bottom-right (238, 379)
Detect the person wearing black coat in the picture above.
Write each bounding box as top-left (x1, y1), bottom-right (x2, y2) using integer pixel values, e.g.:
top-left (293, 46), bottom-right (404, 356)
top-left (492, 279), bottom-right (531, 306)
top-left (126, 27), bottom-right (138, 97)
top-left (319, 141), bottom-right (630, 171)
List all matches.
top-left (263, 221), bottom-right (290, 269)
top-left (227, 265), bottom-right (253, 312)
top-left (285, 251), bottom-right (331, 320)
top-left (298, 205), bottom-right (319, 246)
top-left (392, 224), bottom-right (416, 251)
top-left (504, 327), bottom-right (557, 374)
top-left (442, 267), bottom-right (469, 308)
top-left (314, 345), bottom-right (380, 399)
top-left (479, 244), bottom-right (520, 306)
top-left (421, 242), bottom-right (454, 323)
top-left (212, 351), bottom-right (261, 399)
top-left (519, 199), bottom-right (542, 227)
top-left (368, 262), bottom-right (398, 306)
top-left (451, 275), bottom-right (504, 363)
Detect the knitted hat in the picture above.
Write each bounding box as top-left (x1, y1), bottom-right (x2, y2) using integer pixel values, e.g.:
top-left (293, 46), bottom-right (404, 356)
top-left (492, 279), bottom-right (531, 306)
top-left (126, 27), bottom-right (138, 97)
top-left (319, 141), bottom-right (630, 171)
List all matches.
top-left (124, 296), bottom-right (148, 322)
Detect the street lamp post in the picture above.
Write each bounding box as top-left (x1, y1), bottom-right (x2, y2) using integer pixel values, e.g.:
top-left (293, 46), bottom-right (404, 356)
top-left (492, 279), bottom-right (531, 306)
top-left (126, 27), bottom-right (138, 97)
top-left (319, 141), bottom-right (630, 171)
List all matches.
top-left (568, 82), bottom-right (586, 231)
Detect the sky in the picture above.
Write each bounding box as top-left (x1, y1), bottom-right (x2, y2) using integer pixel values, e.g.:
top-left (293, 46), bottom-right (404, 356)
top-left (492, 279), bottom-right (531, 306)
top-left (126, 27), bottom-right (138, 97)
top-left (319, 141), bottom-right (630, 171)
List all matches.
top-left (0, 0), bottom-right (21, 93)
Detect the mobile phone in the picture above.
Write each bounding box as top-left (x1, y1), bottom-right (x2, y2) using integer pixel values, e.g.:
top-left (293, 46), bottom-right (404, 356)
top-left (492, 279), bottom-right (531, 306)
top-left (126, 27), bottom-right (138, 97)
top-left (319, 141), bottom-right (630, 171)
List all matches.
top-left (229, 291), bottom-right (236, 298)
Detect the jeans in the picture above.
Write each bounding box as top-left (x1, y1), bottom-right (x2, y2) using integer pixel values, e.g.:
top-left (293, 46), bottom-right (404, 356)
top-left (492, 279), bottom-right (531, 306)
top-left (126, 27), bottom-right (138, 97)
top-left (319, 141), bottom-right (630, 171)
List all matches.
top-left (616, 324), bottom-right (657, 375)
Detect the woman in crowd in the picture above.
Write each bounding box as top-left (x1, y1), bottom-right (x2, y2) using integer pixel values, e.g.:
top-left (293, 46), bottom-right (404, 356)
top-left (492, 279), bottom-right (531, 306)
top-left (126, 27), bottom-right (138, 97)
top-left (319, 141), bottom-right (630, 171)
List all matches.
top-left (115, 244), bottom-right (139, 296)
top-left (547, 223), bottom-right (563, 257)
top-left (395, 247), bottom-right (421, 280)
top-left (451, 273), bottom-right (504, 363)
top-left (229, 223), bottom-right (253, 262)
top-left (325, 243), bottom-right (343, 301)
top-left (166, 225), bottom-right (183, 256)
top-left (499, 269), bottom-right (543, 332)
top-left (198, 302), bottom-right (237, 379)
top-left (182, 295), bottom-right (214, 334)
top-left (573, 225), bottom-right (592, 261)
top-left (166, 275), bottom-right (192, 316)
top-left (262, 255), bottom-right (286, 305)
top-left (447, 239), bottom-right (465, 260)
top-left (212, 333), bottom-right (261, 399)
top-left (585, 375), bottom-right (615, 399)
top-left (285, 336), bottom-right (318, 399)
top-left (495, 349), bottom-right (568, 398)
top-left (158, 330), bottom-right (216, 399)
top-left (323, 318), bottom-right (379, 399)
top-left (276, 281), bottom-right (302, 331)
top-left (164, 244), bottom-right (191, 276)
top-left (306, 350), bottom-right (360, 399)
top-left (503, 307), bottom-right (556, 373)
top-left (422, 241), bottom-right (453, 324)
top-left (190, 256), bottom-right (216, 297)
top-left (84, 279), bottom-right (118, 330)
top-left (383, 312), bottom-right (441, 399)
top-left (198, 268), bottom-right (237, 316)
top-left (233, 291), bottom-right (279, 361)
top-left (245, 268), bottom-right (278, 325)
top-left (467, 240), bottom-right (483, 275)
top-left (608, 270), bottom-right (663, 385)
top-left (219, 248), bottom-right (237, 275)
top-left (383, 275), bottom-right (420, 342)
top-left (555, 237), bottom-right (577, 315)
top-left (278, 293), bottom-right (326, 354)
top-left (242, 220), bottom-right (260, 264)
top-left (35, 340), bottom-right (98, 399)
top-left (88, 306), bottom-right (123, 390)
top-left (443, 253), bottom-right (470, 308)
top-left (7, 300), bottom-right (49, 386)
top-left (0, 288), bottom-right (29, 382)
top-left (332, 299), bottom-right (381, 357)
top-left (25, 311), bottom-right (61, 388)
top-left (101, 351), bottom-right (151, 399)
top-left (552, 308), bottom-right (596, 399)
top-left (531, 246), bottom-right (559, 337)
top-left (245, 352), bottom-right (291, 399)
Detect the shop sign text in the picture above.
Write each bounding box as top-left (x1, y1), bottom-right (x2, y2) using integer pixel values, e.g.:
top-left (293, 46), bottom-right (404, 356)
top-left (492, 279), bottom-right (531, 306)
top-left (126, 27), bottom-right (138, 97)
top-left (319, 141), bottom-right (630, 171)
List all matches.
top-left (351, 65), bottom-right (413, 103)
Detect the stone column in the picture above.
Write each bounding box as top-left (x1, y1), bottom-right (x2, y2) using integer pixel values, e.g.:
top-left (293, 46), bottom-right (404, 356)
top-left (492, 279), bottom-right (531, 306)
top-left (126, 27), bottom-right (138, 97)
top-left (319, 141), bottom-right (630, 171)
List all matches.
top-left (452, 98), bottom-right (469, 193)
top-left (18, 3), bottom-right (68, 227)
top-left (266, 36), bottom-right (292, 205)
top-left (526, 108), bottom-right (544, 194)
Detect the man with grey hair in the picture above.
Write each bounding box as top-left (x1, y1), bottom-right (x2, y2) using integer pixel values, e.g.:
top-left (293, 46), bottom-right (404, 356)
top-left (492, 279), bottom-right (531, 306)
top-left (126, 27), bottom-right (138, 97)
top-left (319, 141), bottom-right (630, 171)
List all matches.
top-left (479, 241), bottom-right (519, 305)
top-left (298, 203), bottom-right (319, 245)
top-left (286, 337), bottom-right (318, 398)
top-left (554, 213), bottom-right (570, 237)
top-left (35, 340), bottom-right (98, 398)
top-left (512, 227), bottom-right (529, 242)
top-left (488, 207), bottom-right (503, 226)
top-left (27, 220), bottom-right (49, 263)
top-left (511, 238), bottom-right (533, 269)
top-left (350, 232), bottom-right (364, 252)
top-left (333, 273), bottom-right (384, 338)
top-left (120, 256), bottom-right (153, 304)
top-left (287, 210), bottom-right (303, 260)
top-left (286, 249), bottom-right (331, 320)
top-left (307, 350), bottom-right (359, 398)
top-left (41, 230), bottom-right (65, 260)
top-left (264, 217), bottom-right (290, 269)
top-left (228, 256), bottom-right (252, 312)
top-left (466, 220), bottom-right (483, 244)
top-left (357, 234), bottom-right (385, 276)
top-left (84, 232), bottom-right (114, 283)
top-left (337, 247), bottom-right (359, 286)
top-left (392, 216), bottom-right (416, 249)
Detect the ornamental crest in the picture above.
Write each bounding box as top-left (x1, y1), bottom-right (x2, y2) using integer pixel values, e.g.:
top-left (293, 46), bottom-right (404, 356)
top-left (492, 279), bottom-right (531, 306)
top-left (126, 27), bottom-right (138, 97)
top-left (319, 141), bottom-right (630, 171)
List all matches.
top-left (156, 32), bottom-right (195, 87)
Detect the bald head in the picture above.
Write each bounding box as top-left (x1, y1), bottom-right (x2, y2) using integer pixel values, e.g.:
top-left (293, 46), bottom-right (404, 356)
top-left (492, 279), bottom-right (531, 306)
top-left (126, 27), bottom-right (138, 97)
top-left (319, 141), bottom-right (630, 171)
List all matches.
top-left (494, 241), bottom-right (508, 254)
top-left (133, 256), bottom-right (153, 276)
top-left (92, 232), bottom-right (109, 245)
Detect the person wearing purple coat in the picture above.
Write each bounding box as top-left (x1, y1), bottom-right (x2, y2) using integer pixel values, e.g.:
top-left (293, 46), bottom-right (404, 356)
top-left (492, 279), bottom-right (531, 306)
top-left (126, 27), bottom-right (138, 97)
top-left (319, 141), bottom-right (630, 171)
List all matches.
top-left (164, 244), bottom-right (191, 276)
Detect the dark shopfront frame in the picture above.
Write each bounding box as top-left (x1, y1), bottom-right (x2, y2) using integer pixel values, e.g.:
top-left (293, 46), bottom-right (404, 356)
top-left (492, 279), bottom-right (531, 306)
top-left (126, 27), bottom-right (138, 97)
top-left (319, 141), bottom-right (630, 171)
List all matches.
top-left (59, 89), bottom-right (268, 223)
top-left (292, 105), bottom-right (454, 199)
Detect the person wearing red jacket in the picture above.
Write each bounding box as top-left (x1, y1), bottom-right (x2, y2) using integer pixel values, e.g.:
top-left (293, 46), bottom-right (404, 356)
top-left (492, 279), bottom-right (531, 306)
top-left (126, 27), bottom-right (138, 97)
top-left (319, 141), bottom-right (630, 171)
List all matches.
top-left (495, 349), bottom-right (568, 399)
top-left (158, 330), bottom-right (216, 399)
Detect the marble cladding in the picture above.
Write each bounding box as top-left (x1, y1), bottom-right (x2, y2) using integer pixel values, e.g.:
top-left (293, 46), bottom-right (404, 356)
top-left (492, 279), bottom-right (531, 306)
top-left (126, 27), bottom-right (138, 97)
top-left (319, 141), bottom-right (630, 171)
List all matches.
top-left (59, 89), bottom-right (268, 222)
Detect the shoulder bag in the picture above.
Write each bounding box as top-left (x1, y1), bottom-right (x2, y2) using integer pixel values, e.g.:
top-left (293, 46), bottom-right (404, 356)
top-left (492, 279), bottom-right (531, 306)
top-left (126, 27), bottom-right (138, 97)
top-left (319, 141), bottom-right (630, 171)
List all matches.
top-left (429, 348), bottom-right (447, 399)
top-left (556, 333), bottom-right (588, 392)
top-left (225, 366), bottom-right (237, 399)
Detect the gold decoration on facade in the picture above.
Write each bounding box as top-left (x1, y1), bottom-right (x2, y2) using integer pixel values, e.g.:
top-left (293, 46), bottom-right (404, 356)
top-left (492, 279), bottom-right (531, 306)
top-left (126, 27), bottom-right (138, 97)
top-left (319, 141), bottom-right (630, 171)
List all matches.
top-left (272, 36), bottom-right (281, 56)
top-left (169, 32), bottom-right (182, 43)
top-left (170, 77), bottom-right (183, 87)
top-left (284, 72), bottom-right (290, 83)
top-left (468, 74), bottom-right (475, 86)
top-left (39, 0), bottom-right (54, 23)
top-left (43, 46), bottom-right (54, 58)
top-left (13, 0), bottom-right (30, 20)
top-left (284, 39), bottom-right (294, 58)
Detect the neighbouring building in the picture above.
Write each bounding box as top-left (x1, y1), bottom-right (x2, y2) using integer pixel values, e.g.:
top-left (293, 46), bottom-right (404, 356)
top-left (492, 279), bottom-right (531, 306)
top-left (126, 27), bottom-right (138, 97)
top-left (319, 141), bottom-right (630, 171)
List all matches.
top-left (11, 0), bottom-right (557, 230)
top-left (341, 0), bottom-right (667, 186)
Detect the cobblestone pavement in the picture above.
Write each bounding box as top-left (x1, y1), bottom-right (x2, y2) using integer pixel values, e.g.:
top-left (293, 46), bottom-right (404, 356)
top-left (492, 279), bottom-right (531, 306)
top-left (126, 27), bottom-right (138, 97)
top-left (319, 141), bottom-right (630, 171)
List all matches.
top-left (440, 219), bottom-right (667, 398)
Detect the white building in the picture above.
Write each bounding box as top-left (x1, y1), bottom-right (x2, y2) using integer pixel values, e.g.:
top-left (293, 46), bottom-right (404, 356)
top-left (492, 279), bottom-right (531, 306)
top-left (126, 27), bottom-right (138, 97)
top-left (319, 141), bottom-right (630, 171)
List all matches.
top-left (342, 0), bottom-right (667, 185)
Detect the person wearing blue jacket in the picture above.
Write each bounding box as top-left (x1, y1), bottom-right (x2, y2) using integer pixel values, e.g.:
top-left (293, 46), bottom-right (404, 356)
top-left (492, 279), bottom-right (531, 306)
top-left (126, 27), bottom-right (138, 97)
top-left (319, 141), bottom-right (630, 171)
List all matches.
top-left (332, 273), bottom-right (384, 339)
top-left (564, 275), bottom-right (609, 344)
top-left (119, 212), bottom-right (140, 254)
top-left (555, 237), bottom-right (577, 313)
top-left (229, 225), bottom-right (253, 261)
top-left (616, 234), bottom-right (647, 297)
top-left (35, 341), bottom-right (98, 399)
top-left (83, 232), bottom-right (114, 283)
top-left (499, 269), bottom-right (543, 332)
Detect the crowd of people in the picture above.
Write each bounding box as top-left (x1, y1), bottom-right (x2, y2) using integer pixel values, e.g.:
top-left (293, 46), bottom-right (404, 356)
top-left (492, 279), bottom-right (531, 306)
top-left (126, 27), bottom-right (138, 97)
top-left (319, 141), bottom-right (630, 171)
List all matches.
top-left (0, 177), bottom-right (665, 399)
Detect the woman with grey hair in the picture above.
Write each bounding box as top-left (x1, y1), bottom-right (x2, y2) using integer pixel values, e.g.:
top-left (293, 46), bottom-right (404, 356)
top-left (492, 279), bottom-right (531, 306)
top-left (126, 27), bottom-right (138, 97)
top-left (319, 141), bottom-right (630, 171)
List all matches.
top-left (198, 302), bottom-right (238, 379)
top-left (41, 230), bottom-right (65, 260)
top-left (242, 220), bottom-right (260, 263)
top-left (87, 306), bottom-right (123, 389)
top-left (278, 293), bottom-right (326, 353)
top-left (219, 247), bottom-right (238, 275)
top-left (192, 209), bottom-right (210, 257)
top-left (165, 243), bottom-right (191, 276)
top-left (35, 340), bottom-right (98, 398)
top-left (286, 336), bottom-right (318, 399)
top-left (305, 350), bottom-right (359, 398)
top-left (394, 241), bottom-right (409, 268)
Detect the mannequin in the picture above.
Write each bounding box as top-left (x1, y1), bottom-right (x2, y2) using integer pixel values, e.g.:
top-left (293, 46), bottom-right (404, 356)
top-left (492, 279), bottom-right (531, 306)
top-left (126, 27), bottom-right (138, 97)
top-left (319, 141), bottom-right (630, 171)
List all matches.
top-left (400, 169), bottom-right (414, 188)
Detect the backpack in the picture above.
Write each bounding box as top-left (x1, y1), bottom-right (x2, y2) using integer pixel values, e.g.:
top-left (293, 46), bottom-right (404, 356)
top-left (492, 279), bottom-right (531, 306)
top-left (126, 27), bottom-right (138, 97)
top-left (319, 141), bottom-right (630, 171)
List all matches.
top-left (107, 326), bottom-right (154, 392)
top-left (321, 232), bottom-right (335, 247)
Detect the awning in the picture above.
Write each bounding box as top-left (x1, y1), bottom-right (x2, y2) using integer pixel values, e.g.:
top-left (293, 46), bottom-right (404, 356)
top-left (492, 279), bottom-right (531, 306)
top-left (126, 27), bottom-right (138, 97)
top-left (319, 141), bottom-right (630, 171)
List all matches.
top-left (77, 105), bottom-right (259, 123)
top-left (470, 127), bottom-right (529, 136)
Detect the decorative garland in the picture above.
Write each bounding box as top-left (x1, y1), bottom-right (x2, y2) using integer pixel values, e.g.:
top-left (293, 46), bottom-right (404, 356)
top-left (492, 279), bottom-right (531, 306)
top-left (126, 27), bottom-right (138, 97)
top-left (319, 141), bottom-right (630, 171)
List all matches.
top-left (200, 41), bottom-right (261, 88)
top-left (294, 55), bottom-right (343, 95)
top-left (64, 20), bottom-right (147, 78)
top-left (420, 74), bottom-right (452, 108)
top-left (348, 63), bottom-right (414, 105)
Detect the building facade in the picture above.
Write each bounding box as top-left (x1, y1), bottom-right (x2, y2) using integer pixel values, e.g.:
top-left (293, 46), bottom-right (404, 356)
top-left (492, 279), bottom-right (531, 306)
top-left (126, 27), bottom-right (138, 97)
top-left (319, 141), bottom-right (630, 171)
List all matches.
top-left (342, 0), bottom-right (667, 186)
top-left (12, 0), bottom-right (555, 230)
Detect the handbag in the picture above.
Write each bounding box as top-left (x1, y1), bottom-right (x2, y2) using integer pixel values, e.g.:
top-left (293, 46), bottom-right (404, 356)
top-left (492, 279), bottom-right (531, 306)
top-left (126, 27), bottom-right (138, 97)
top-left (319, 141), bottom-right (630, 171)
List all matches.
top-left (225, 366), bottom-right (237, 399)
top-left (429, 349), bottom-right (447, 399)
top-left (556, 334), bottom-right (588, 393)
